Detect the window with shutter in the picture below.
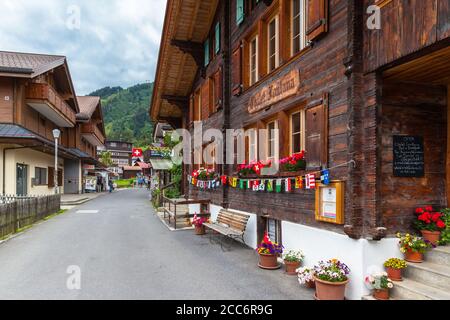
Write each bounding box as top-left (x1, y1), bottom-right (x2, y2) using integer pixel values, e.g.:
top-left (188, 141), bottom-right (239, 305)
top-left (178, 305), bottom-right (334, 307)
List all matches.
top-left (201, 81), bottom-right (210, 120)
top-left (204, 39), bottom-right (210, 66)
top-left (305, 98), bottom-right (328, 169)
top-left (306, 0), bottom-right (328, 42)
top-left (236, 0), bottom-right (245, 25)
top-left (215, 22), bottom-right (221, 54)
top-left (232, 44), bottom-right (243, 96)
top-left (189, 95), bottom-right (194, 124)
top-left (213, 67), bottom-right (223, 110)
top-left (48, 167), bottom-right (54, 188)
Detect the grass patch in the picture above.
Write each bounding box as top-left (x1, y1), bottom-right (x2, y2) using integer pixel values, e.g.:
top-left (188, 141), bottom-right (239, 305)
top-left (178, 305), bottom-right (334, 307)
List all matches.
top-left (115, 179), bottom-right (136, 188)
top-left (43, 209), bottom-right (68, 221)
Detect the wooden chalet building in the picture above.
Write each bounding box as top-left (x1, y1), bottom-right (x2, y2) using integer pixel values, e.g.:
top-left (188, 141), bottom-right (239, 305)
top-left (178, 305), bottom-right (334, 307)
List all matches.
top-left (150, 0), bottom-right (450, 299)
top-left (0, 51), bottom-right (105, 195)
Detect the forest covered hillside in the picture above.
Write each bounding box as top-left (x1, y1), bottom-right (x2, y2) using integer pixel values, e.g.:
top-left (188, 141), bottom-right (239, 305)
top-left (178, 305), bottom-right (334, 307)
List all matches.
top-left (89, 83), bottom-right (154, 147)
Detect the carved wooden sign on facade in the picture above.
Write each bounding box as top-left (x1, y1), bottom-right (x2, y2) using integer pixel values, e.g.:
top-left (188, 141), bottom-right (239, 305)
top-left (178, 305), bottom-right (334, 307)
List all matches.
top-left (247, 69), bottom-right (300, 114)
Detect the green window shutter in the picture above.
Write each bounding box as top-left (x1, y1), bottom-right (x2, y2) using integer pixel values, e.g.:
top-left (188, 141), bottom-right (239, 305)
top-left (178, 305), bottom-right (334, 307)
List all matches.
top-left (236, 0), bottom-right (245, 25)
top-left (215, 23), bottom-right (221, 54)
top-left (204, 39), bottom-right (210, 66)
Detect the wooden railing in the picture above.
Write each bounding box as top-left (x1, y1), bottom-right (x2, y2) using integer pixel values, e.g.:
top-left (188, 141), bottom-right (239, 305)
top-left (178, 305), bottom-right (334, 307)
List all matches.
top-left (26, 83), bottom-right (76, 124)
top-left (81, 123), bottom-right (106, 145)
top-left (0, 194), bottom-right (61, 238)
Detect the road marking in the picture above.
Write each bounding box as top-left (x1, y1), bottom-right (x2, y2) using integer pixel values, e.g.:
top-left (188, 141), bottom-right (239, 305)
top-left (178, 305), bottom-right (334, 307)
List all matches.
top-left (76, 210), bottom-right (99, 214)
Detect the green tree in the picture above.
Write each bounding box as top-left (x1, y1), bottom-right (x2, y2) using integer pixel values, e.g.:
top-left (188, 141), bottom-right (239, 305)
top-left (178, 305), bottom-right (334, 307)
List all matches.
top-left (100, 151), bottom-right (114, 167)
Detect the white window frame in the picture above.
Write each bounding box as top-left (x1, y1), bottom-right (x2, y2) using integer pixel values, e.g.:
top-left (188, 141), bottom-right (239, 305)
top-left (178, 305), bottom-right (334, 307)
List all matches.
top-left (267, 15), bottom-right (280, 72)
top-left (248, 128), bottom-right (258, 163)
top-left (267, 120), bottom-right (278, 161)
top-left (249, 35), bottom-right (259, 86)
top-left (289, 109), bottom-right (306, 155)
top-left (291, 0), bottom-right (307, 56)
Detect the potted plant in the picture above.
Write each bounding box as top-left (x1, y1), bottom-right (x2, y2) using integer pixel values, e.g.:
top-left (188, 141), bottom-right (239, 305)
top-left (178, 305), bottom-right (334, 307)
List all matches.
top-left (414, 206), bottom-right (446, 246)
top-left (280, 151), bottom-right (306, 172)
top-left (297, 267), bottom-right (315, 288)
top-left (397, 233), bottom-right (433, 263)
top-left (237, 161), bottom-right (266, 177)
top-left (283, 250), bottom-right (304, 275)
top-left (438, 209), bottom-right (450, 245)
top-left (313, 259), bottom-right (350, 300)
top-left (383, 258), bottom-right (407, 281)
top-left (192, 213), bottom-right (207, 235)
top-left (256, 232), bottom-right (283, 269)
top-left (366, 272), bottom-right (394, 300)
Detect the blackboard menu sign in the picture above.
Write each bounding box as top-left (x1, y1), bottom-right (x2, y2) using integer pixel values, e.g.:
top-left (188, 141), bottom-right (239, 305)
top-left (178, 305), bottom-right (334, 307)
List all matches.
top-left (393, 135), bottom-right (425, 177)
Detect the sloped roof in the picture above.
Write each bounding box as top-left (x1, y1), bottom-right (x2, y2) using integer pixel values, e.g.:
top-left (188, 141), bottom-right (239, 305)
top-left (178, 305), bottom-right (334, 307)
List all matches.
top-left (0, 124), bottom-right (36, 138)
top-left (0, 51), bottom-right (66, 77)
top-left (76, 96), bottom-right (101, 119)
top-left (123, 166), bottom-right (143, 171)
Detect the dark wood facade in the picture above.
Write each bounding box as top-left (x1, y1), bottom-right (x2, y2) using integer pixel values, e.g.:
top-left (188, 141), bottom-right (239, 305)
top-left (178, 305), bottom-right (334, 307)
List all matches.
top-left (150, 0), bottom-right (450, 240)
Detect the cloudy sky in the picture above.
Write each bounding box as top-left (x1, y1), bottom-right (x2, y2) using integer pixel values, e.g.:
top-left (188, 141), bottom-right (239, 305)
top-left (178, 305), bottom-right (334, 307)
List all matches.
top-left (0, 0), bottom-right (166, 95)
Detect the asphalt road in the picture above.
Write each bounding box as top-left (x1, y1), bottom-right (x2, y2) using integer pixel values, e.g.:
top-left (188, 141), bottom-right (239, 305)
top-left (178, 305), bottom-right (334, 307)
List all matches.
top-left (0, 188), bottom-right (313, 300)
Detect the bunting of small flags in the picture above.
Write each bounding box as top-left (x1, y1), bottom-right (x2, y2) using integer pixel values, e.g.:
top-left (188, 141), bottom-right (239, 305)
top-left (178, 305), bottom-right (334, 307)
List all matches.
top-left (321, 169), bottom-right (330, 185)
top-left (295, 176), bottom-right (303, 189)
top-left (305, 174), bottom-right (316, 190)
top-left (187, 168), bottom-right (334, 192)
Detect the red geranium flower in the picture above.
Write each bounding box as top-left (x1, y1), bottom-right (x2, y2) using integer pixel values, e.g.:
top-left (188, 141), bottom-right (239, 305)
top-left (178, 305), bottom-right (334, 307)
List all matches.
top-left (437, 220), bottom-right (446, 229)
top-left (431, 213), bottom-right (442, 222)
top-left (425, 206), bottom-right (433, 212)
top-left (415, 207), bottom-right (424, 214)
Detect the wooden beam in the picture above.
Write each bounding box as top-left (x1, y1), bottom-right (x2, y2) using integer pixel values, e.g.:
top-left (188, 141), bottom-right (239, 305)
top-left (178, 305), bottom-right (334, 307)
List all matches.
top-left (171, 39), bottom-right (204, 70)
top-left (158, 116), bottom-right (183, 129)
top-left (447, 85), bottom-right (450, 206)
top-left (161, 95), bottom-right (189, 109)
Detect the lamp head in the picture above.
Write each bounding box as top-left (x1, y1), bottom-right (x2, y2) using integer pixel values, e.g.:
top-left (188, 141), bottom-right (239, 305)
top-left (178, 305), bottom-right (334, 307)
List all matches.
top-left (52, 129), bottom-right (61, 139)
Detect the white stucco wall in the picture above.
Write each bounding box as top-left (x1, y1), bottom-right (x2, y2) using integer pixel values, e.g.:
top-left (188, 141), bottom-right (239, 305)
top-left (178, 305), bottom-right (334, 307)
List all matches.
top-left (1, 146), bottom-right (64, 195)
top-left (282, 221), bottom-right (402, 300)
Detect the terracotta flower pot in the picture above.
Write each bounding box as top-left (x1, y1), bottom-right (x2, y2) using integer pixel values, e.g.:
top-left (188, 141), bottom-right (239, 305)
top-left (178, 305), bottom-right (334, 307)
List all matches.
top-left (195, 225), bottom-right (205, 235)
top-left (386, 267), bottom-right (403, 281)
top-left (421, 230), bottom-right (441, 246)
top-left (306, 280), bottom-right (316, 289)
top-left (258, 253), bottom-right (280, 270)
top-left (404, 249), bottom-right (423, 263)
top-left (373, 288), bottom-right (390, 300)
top-left (284, 260), bottom-right (301, 275)
top-left (314, 277), bottom-right (349, 300)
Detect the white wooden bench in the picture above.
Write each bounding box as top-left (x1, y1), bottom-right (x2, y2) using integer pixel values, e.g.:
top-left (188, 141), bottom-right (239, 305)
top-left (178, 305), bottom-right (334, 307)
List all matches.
top-left (204, 209), bottom-right (250, 250)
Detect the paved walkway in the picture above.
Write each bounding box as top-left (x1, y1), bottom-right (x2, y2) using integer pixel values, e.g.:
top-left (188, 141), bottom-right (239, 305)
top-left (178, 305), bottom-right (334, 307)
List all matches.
top-left (0, 189), bottom-right (313, 300)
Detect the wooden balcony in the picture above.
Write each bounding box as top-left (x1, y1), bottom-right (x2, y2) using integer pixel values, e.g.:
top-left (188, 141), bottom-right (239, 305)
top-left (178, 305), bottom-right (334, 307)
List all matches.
top-left (81, 123), bottom-right (105, 146)
top-left (26, 83), bottom-right (76, 127)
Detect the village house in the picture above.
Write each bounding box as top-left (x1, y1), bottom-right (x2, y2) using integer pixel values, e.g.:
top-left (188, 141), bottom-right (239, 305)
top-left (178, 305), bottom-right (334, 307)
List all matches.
top-left (0, 51), bottom-right (105, 195)
top-left (150, 0), bottom-right (449, 299)
top-left (97, 140), bottom-right (133, 177)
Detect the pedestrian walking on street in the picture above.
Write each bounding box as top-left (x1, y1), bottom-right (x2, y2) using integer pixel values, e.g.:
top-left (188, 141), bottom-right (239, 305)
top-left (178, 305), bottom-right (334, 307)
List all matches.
top-left (108, 180), bottom-right (114, 193)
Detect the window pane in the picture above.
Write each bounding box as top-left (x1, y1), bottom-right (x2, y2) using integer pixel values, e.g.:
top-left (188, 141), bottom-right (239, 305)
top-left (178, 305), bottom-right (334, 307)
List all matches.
top-left (293, 133), bottom-right (301, 154)
top-left (292, 112), bottom-right (301, 133)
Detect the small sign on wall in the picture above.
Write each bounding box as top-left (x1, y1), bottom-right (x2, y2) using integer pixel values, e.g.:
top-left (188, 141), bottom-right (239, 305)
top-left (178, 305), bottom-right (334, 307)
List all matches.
top-left (315, 181), bottom-right (345, 225)
top-left (393, 135), bottom-right (424, 177)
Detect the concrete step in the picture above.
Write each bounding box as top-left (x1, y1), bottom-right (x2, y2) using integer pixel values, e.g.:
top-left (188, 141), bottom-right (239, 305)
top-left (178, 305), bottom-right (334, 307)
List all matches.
top-left (405, 261), bottom-right (450, 291)
top-left (427, 246), bottom-right (450, 265)
top-left (391, 278), bottom-right (450, 300)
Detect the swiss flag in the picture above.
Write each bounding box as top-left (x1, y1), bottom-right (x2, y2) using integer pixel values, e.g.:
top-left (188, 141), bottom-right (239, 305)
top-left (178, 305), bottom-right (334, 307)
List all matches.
top-left (132, 148), bottom-right (143, 158)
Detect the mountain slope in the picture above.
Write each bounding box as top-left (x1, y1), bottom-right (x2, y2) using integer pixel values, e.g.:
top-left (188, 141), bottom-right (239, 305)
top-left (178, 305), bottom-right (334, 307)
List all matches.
top-left (89, 83), bottom-right (154, 147)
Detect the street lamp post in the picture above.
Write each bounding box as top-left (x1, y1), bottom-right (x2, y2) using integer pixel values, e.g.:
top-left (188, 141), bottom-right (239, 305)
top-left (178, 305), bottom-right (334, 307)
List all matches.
top-left (52, 129), bottom-right (61, 195)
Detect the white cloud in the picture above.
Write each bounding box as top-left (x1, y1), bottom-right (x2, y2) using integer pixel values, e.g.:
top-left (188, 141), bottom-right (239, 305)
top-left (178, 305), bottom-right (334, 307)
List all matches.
top-left (0, 0), bottom-right (166, 95)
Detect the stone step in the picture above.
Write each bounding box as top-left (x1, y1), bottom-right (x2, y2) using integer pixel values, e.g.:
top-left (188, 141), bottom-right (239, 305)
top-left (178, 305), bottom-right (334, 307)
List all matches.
top-left (405, 261), bottom-right (450, 291)
top-left (426, 246), bottom-right (450, 265)
top-left (391, 278), bottom-right (450, 300)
